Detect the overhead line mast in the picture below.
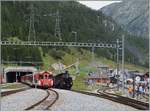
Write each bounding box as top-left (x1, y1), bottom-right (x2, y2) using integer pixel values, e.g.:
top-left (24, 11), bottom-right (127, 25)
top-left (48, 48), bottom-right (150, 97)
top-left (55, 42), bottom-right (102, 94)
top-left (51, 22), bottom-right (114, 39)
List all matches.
top-left (55, 10), bottom-right (62, 41)
top-left (43, 10), bottom-right (62, 41)
top-left (28, 3), bottom-right (36, 42)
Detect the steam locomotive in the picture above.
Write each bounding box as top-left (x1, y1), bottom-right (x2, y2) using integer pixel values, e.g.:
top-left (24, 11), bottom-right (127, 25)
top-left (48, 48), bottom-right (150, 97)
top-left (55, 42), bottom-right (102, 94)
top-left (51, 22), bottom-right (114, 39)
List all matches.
top-left (54, 71), bottom-right (73, 90)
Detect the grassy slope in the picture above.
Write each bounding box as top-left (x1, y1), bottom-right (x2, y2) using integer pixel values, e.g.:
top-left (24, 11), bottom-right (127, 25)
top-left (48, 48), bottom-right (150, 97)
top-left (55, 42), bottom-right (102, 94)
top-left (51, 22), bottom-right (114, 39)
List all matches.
top-left (41, 48), bottom-right (148, 72)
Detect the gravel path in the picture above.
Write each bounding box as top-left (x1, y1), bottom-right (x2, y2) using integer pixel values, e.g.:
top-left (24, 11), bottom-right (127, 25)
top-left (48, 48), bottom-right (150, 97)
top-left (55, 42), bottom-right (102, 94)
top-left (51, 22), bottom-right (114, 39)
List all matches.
top-left (1, 88), bottom-right (47, 111)
top-left (50, 89), bottom-right (140, 111)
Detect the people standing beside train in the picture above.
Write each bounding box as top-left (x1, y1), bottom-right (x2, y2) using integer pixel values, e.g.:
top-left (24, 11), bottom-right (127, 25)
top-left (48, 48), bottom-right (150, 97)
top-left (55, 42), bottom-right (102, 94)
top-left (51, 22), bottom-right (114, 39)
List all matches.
top-left (145, 77), bottom-right (149, 94)
top-left (144, 72), bottom-right (149, 94)
top-left (135, 85), bottom-right (140, 100)
top-left (147, 78), bottom-right (149, 92)
top-left (128, 86), bottom-right (133, 98)
top-left (142, 84), bottom-right (146, 96)
top-left (139, 84), bottom-right (144, 99)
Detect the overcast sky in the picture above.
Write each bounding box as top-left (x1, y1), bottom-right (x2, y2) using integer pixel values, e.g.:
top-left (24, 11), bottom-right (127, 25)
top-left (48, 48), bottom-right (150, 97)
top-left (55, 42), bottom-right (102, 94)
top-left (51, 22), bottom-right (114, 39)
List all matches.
top-left (78, 1), bottom-right (121, 10)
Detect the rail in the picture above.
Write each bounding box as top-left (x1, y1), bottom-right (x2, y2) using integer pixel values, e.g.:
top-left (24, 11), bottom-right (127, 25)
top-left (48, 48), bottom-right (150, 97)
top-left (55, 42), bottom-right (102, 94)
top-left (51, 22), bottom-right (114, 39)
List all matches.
top-left (25, 89), bottom-right (59, 110)
top-left (1, 87), bottom-right (30, 97)
top-left (72, 88), bottom-right (149, 110)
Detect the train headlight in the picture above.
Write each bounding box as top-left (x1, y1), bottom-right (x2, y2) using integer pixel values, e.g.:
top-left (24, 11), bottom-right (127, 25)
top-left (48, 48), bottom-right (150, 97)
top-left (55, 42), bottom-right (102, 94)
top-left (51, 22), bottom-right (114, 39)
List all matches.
top-left (38, 81), bottom-right (41, 86)
top-left (49, 79), bottom-right (53, 86)
top-left (51, 80), bottom-right (54, 86)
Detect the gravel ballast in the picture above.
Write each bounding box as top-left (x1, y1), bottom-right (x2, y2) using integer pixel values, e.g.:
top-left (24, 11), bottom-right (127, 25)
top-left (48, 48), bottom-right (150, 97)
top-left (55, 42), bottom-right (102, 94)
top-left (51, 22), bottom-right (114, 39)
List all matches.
top-left (1, 88), bottom-right (140, 111)
top-left (1, 88), bottom-right (47, 111)
top-left (50, 89), bottom-right (140, 111)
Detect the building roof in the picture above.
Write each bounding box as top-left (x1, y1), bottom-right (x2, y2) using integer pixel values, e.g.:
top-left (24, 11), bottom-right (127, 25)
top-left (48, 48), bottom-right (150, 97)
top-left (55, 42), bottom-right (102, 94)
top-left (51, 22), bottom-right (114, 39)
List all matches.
top-left (97, 65), bottom-right (109, 68)
top-left (87, 74), bottom-right (108, 79)
top-left (4, 66), bottom-right (37, 73)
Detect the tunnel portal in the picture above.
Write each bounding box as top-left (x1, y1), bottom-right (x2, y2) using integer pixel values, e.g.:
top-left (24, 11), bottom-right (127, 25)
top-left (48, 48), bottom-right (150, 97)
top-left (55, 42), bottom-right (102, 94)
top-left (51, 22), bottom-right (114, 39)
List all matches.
top-left (6, 71), bottom-right (32, 83)
top-left (4, 67), bottom-right (37, 83)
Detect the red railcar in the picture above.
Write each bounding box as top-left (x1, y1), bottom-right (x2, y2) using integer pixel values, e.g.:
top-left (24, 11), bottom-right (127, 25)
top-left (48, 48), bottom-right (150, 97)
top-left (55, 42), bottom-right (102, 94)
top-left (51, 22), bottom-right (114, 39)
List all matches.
top-left (21, 71), bottom-right (54, 88)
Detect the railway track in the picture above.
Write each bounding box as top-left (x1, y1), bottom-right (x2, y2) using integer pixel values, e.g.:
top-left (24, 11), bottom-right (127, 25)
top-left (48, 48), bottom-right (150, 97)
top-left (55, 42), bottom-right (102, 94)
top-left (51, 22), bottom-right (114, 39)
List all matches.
top-left (98, 88), bottom-right (149, 110)
top-left (1, 87), bottom-right (30, 97)
top-left (143, 94), bottom-right (149, 100)
top-left (25, 89), bottom-right (59, 110)
top-left (72, 88), bottom-right (149, 110)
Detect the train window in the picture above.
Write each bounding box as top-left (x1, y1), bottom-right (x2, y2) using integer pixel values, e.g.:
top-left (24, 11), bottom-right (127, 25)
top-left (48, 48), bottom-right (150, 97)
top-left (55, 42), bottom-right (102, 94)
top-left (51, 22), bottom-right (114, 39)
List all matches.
top-left (44, 75), bottom-right (48, 79)
top-left (39, 75), bottom-right (43, 79)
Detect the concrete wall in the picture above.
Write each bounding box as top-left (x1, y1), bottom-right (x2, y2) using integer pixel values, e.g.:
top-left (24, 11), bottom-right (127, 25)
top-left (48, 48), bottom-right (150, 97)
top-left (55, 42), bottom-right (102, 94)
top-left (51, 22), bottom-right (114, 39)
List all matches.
top-left (0, 67), bottom-right (5, 83)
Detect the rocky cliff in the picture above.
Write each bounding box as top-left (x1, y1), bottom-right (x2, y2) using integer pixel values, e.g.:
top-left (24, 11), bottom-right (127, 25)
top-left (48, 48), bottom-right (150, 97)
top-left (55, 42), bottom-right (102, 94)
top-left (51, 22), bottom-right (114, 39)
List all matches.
top-left (101, 0), bottom-right (149, 38)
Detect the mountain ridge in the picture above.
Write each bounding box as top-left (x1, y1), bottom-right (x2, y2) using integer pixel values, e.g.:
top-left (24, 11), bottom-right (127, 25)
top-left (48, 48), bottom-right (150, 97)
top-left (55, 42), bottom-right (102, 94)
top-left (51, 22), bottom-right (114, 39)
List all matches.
top-left (101, 0), bottom-right (149, 38)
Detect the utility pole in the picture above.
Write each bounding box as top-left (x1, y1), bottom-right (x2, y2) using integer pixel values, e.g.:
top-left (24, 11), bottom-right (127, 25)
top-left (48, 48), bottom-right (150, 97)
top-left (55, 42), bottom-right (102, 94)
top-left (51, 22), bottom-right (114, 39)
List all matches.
top-left (72, 31), bottom-right (77, 42)
top-left (97, 15), bottom-right (100, 24)
top-left (55, 10), bottom-right (62, 41)
top-left (116, 39), bottom-right (119, 91)
top-left (0, 2), bottom-right (1, 74)
top-left (43, 10), bottom-right (62, 41)
top-left (28, 4), bottom-right (36, 41)
top-left (13, 47), bottom-right (18, 82)
top-left (122, 35), bottom-right (125, 94)
top-left (91, 46), bottom-right (95, 66)
top-left (13, 48), bottom-right (18, 65)
top-left (0, 2), bottom-right (2, 111)
top-left (132, 74), bottom-right (135, 98)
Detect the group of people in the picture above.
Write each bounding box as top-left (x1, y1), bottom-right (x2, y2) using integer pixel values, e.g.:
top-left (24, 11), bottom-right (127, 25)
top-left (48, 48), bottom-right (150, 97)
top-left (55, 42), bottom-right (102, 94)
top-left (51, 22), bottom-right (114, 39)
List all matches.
top-left (128, 83), bottom-right (147, 99)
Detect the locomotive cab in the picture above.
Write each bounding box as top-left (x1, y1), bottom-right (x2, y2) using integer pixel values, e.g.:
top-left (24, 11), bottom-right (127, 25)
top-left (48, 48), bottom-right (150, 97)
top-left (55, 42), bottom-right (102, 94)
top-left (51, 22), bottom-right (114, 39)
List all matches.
top-left (21, 71), bottom-right (54, 89)
top-left (37, 71), bottom-right (54, 88)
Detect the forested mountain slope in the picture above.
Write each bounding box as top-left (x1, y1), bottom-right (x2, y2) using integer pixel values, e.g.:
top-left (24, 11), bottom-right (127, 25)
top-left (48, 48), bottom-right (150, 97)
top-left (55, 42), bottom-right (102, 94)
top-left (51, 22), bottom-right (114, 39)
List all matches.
top-left (1, 1), bottom-right (148, 68)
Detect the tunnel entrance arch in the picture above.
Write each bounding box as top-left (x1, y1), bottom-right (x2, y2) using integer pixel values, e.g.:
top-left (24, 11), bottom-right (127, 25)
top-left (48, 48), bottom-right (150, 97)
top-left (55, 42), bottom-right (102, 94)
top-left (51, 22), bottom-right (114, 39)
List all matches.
top-left (6, 71), bottom-right (33, 83)
top-left (4, 67), bottom-right (37, 83)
